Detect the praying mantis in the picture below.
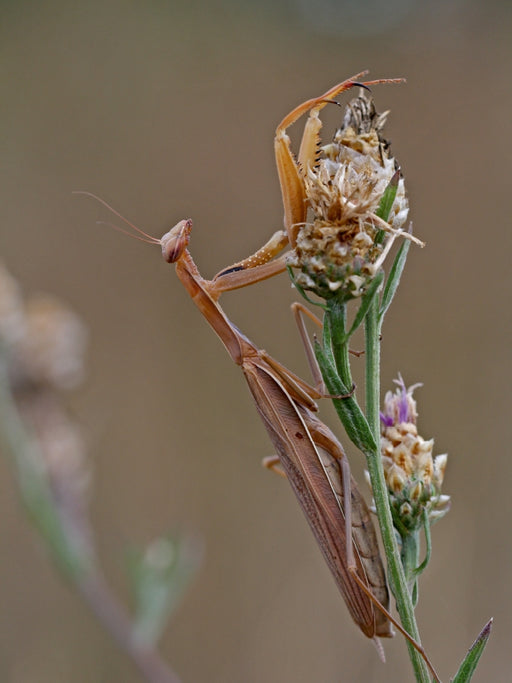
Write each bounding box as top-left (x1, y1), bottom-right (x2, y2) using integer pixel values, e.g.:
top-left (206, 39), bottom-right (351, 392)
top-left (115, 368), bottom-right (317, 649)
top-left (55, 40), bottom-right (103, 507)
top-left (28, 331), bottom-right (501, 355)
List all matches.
top-left (78, 73), bottom-right (441, 678)
top-left (79, 196), bottom-right (437, 675)
top-left (124, 215), bottom-right (436, 677)
top-left (157, 216), bottom-right (393, 644)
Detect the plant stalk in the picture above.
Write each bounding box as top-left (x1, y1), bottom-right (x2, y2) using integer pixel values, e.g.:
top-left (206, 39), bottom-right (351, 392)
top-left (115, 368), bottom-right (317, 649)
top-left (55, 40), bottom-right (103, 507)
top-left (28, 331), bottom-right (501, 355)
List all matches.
top-left (364, 297), bottom-right (431, 682)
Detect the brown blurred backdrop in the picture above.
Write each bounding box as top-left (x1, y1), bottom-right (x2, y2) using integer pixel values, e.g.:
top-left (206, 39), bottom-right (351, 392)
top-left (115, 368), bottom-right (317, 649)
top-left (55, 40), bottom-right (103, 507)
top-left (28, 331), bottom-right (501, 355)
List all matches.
top-left (1, 1), bottom-right (511, 681)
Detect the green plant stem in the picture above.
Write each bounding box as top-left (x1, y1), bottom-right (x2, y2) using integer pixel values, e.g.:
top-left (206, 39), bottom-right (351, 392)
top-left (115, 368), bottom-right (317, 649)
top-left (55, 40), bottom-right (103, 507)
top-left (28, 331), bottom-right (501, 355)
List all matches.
top-left (364, 297), bottom-right (431, 683)
top-left (328, 299), bottom-right (352, 386)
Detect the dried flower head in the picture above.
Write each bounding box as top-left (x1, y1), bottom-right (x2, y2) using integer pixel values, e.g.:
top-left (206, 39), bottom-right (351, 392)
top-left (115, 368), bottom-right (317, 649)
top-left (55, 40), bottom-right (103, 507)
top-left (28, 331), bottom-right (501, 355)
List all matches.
top-left (288, 92), bottom-right (410, 301)
top-left (369, 374), bottom-right (450, 534)
top-left (0, 265), bottom-right (87, 393)
top-left (18, 295), bottom-right (87, 391)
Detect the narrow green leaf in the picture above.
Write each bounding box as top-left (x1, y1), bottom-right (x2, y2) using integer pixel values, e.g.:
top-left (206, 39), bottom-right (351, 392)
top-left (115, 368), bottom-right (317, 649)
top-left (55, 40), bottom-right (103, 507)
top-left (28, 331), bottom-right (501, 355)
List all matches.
top-left (321, 307), bottom-right (337, 368)
top-left (451, 619), bottom-right (493, 683)
top-left (376, 171), bottom-right (399, 221)
top-left (413, 508), bottom-right (432, 578)
top-left (347, 270), bottom-right (384, 339)
top-left (315, 340), bottom-right (377, 455)
top-left (379, 239), bottom-right (410, 323)
top-left (286, 266), bottom-right (327, 310)
top-left (374, 172), bottom-right (399, 245)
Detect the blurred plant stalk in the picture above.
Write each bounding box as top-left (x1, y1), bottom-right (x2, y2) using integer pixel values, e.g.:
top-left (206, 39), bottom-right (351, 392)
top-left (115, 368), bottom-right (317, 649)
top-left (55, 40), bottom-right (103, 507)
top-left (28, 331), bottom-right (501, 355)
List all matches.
top-left (0, 264), bottom-right (200, 683)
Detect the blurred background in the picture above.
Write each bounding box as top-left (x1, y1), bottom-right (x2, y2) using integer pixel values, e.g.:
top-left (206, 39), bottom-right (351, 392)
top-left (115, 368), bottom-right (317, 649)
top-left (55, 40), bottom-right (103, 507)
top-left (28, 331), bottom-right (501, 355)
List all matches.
top-left (1, 0), bottom-right (510, 681)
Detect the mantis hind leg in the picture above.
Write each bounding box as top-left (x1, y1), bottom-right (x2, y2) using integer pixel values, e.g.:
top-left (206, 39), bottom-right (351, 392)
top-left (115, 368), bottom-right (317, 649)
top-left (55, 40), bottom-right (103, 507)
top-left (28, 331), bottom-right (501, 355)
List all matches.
top-left (262, 455), bottom-right (286, 478)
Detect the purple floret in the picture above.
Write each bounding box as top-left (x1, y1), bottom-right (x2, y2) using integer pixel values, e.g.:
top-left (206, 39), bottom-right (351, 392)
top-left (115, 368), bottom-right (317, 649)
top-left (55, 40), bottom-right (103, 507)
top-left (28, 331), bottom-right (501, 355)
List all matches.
top-left (380, 411), bottom-right (394, 427)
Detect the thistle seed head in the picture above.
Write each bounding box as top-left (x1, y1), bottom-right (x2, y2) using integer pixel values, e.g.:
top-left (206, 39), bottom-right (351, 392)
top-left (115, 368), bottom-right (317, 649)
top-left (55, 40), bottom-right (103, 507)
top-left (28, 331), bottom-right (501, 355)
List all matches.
top-left (288, 92), bottom-right (409, 302)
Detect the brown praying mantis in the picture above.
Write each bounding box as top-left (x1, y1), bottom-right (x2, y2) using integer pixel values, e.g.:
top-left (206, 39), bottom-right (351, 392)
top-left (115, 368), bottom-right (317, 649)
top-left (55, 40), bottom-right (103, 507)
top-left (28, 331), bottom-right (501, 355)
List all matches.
top-left (163, 219), bottom-right (393, 641)
top-left (132, 214), bottom-right (395, 644)
top-left (78, 198), bottom-right (438, 677)
top-left (78, 73), bottom-right (440, 679)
